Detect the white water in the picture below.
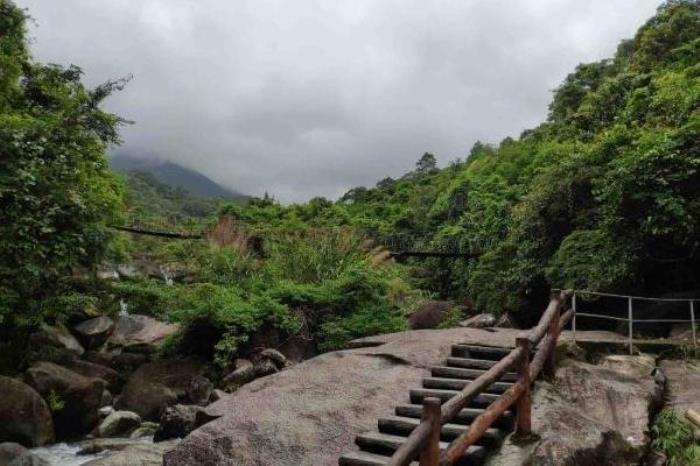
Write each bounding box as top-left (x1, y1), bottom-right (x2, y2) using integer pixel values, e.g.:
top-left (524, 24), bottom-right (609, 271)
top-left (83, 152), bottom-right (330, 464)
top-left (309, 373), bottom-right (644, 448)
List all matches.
top-left (119, 298), bottom-right (128, 316)
top-left (30, 443), bottom-right (105, 466)
top-left (159, 266), bottom-right (174, 286)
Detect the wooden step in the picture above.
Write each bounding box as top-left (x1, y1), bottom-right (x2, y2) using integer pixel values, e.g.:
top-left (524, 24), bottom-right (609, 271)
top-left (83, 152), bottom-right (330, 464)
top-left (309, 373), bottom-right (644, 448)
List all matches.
top-left (355, 431), bottom-right (486, 463)
top-left (338, 451), bottom-right (418, 466)
top-left (378, 416), bottom-right (504, 445)
top-left (356, 431), bottom-right (449, 456)
top-left (409, 388), bottom-right (500, 407)
top-left (432, 366), bottom-right (518, 383)
top-left (451, 345), bottom-right (514, 360)
top-left (394, 404), bottom-right (514, 429)
top-left (422, 377), bottom-right (513, 393)
top-left (446, 357), bottom-right (501, 370)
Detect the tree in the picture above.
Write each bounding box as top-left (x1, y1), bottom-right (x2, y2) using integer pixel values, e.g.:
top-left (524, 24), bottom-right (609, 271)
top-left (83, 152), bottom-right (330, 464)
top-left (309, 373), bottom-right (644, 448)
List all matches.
top-left (415, 152), bottom-right (437, 174)
top-left (0, 0), bottom-right (127, 325)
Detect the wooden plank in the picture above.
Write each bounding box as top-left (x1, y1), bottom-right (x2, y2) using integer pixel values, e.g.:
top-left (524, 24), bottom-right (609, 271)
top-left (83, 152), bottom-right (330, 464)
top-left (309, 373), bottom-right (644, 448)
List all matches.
top-left (393, 405), bottom-right (514, 428)
top-left (432, 366), bottom-right (518, 383)
top-left (440, 380), bottom-right (527, 465)
top-left (440, 347), bottom-right (524, 422)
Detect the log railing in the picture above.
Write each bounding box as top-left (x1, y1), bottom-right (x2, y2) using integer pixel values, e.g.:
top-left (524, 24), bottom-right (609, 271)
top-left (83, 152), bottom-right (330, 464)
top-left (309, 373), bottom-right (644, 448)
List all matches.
top-left (386, 289), bottom-right (572, 466)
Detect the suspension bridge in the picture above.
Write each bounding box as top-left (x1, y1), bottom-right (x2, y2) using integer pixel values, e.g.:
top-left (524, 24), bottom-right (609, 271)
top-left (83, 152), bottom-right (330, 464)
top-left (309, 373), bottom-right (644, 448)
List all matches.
top-left (112, 217), bottom-right (479, 259)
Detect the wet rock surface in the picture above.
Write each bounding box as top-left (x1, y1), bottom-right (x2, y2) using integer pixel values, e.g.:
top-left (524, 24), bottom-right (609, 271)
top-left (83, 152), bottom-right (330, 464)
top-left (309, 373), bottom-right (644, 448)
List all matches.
top-left (1, 442), bottom-right (50, 466)
top-left (80, 439), bottom-right (179, 466)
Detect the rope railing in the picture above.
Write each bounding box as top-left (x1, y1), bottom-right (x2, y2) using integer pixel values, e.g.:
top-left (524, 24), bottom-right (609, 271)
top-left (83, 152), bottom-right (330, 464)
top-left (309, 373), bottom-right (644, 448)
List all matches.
top-left (386, 289), bottom-right (571, 466)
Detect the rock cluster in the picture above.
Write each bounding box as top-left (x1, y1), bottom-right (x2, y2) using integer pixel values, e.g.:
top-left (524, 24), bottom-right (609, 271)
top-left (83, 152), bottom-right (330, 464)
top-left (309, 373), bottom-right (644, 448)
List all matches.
top-left (0, 310), bottom-right (298, 465)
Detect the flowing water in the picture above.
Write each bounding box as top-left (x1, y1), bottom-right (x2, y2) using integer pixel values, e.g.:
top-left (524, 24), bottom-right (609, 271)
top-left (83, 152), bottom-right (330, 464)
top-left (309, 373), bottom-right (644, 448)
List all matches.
top-left (30, 443), bottom-right (106, 466)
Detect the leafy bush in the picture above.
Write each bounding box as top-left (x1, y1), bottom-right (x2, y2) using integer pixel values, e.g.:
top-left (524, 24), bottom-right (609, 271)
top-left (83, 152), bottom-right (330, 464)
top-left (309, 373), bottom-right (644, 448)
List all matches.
top-left (111, 280), bottom-right (179, 317)
top-left (652, 408), bottom-right (700, 466)
top-left (0, 0), bottom-right (126, 326)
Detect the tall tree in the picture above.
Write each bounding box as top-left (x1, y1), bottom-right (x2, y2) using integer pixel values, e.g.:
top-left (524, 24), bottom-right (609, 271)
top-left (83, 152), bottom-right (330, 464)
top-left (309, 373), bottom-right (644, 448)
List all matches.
top-left (0, 0), bottom-right (127, 325)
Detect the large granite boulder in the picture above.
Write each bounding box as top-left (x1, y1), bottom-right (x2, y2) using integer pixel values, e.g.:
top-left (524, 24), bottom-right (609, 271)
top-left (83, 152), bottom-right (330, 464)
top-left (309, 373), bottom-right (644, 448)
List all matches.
top-left (107, 315), bottom-right (179, 353)
top-left (96, 411), bottom-right (142, 438)
top-left (659, 359), bottom-right (700, 414)
top-left (221, 359), bottom-right (255, 390)
top-left (486, 355), bottom-right (664, 466)
top-left (407, 300), bottom-right (454, 329)
top-left (115, 359), bottom-right (208, 420)
top-left (154, 404), bottom-right (218, 442)
top-left (84, 351), bottom-right (147, 376)
top-left (62, 359), bottom-right (124, 393)
top-left (73, 316), bottom-right (115, 349)
top-left (164, 327), bottom-right (520, 466)
top-left (460, 313), bottom-right (496, 328)
top-left (29, 322), bottom-right (84, 359)
top-left (0, 376), bottom-right (54, 447)
top-left (24, 362), bottom-right (105, 440)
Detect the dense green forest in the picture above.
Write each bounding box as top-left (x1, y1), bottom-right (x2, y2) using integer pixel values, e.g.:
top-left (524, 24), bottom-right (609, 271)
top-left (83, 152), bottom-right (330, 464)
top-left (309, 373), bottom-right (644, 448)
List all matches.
top-left (1, 0), bottom-right (699, 372)
top-left (118, 169), bottom-right (229, 221)
top-left (224, 0), bottom-right (700, 321)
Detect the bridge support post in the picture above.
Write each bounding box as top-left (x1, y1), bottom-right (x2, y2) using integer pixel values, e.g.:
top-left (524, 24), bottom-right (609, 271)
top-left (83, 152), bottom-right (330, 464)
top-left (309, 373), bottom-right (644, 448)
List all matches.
top-left (419, 397), bottom-right (441, 466)
top-left (515, 336), bottom-right (532, 436)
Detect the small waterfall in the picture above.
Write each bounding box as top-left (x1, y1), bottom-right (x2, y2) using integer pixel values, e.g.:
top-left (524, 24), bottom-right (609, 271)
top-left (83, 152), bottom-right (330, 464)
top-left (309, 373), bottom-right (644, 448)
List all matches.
top-left (119, 299), bottom-right (129, 316)
top-left (160, 265), bottom-right (174, 286)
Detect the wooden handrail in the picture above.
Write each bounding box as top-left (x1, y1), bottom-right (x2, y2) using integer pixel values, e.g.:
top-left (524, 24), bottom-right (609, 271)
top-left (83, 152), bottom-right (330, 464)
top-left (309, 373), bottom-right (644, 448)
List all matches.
top-left (385, 289), bottom-right (571, 466)
top-left (440, 293), bottom-right (571, 465)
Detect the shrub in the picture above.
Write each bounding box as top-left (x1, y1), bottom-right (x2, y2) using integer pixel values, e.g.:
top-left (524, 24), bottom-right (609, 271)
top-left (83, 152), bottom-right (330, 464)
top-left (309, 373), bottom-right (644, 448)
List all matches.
top-left (651, 408), bottom-right (700, 466)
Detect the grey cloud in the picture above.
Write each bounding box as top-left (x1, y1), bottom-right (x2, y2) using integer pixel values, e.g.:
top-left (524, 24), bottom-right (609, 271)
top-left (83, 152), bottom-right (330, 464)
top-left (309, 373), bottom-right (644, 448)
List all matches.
top-left (18, 0), bottom-right (661, 202)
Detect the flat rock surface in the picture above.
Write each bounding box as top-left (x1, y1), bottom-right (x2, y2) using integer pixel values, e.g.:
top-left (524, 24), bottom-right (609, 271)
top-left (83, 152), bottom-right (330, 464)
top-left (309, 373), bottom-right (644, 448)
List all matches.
top-left (659, 359), bottom-right (700, 414)
top-left (163, 328), bottom-right (619, 466)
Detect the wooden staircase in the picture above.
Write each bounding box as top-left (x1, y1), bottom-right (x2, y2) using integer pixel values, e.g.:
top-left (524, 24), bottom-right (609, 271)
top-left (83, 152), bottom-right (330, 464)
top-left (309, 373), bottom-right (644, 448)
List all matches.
top-left (339, 344), bottom-right (519, 466)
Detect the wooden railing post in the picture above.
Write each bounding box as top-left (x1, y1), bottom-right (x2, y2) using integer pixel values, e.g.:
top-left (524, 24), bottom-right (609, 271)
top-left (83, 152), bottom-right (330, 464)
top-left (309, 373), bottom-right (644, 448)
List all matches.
top-left (419, 397), bottom-right (441, 466)
top-left (515, 335), bottom-right (532, 436)
top-left (544, 291), bottom-right (561, 378)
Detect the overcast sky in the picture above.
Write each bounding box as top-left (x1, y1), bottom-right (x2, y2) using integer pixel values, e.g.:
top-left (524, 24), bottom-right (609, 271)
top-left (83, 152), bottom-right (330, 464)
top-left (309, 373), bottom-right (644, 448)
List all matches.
top-left (19, 0), bottom-right (661, 202)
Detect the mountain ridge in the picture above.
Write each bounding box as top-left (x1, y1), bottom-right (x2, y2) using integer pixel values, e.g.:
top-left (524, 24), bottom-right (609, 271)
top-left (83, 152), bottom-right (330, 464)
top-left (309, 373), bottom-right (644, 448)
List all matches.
top-left (110, 154), bottom-right (248, 201)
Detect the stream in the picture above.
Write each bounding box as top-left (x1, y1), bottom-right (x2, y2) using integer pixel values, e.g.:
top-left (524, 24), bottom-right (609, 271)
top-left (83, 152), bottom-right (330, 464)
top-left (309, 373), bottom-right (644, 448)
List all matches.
top-left (29, 437), bottom-right (156, 466)
top-left (30, 443), bottom-right (105, 466)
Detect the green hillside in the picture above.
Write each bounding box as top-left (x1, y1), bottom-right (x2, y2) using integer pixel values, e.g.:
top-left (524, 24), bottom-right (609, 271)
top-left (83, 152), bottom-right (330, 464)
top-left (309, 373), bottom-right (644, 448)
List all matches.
top-left (227, 0), bottom-right (700, 318)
